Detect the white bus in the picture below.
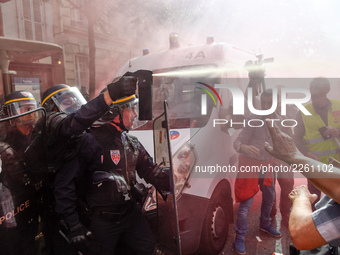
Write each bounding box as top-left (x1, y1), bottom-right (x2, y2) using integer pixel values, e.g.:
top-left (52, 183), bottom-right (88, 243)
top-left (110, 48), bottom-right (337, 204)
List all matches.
top-left (113, 34), bottom-right (254, 254)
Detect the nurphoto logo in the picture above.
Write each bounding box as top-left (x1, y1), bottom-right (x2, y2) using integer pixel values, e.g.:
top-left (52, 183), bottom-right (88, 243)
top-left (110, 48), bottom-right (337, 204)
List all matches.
top-left (198, 83), bottom-right (312, 129)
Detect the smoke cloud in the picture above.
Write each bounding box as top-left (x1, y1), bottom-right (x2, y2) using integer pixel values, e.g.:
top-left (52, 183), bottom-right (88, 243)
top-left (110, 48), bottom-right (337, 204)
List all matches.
top-left (117, 0), bottom-right (340, 78)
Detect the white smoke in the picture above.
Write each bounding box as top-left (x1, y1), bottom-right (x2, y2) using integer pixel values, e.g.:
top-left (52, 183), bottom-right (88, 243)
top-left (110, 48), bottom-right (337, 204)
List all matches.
top-left (117, 0), bottom-right (340, 78)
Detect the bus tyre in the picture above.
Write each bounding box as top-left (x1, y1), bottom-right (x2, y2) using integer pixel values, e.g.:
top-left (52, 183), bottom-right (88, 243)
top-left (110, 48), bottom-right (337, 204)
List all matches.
top-left (198, 185), bottom-right (231, 254)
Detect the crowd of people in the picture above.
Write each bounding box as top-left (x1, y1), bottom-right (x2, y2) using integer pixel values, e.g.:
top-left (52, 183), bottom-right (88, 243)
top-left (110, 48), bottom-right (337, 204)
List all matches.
top-left (233, 77), bottom-right (340, 255)
top-left (0, 75), bottom-right (339, 255)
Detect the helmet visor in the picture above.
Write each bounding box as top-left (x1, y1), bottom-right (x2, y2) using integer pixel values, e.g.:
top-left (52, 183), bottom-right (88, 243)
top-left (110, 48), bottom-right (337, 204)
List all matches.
top-left (7, 100), bottom-right (38, 116)
top-left (52, 87), bottom-right (87, 114)
top-left (120, 99), bottom-right (147, 130)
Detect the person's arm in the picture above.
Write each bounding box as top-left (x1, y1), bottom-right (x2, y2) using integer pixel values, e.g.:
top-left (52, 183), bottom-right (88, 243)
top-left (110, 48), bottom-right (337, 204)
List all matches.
top-left (53, 157), bottom-right (81, 228)
top-left (53, 156), bottom-right (93, 253)
top-left (57, 76), bottom-right (137, 137)
top-left (233, 117), bottom-right (259, 157)
top-left (265, 119), bottom-right (340, 203)
top-left (62, 92), bottom-right (111, 136)
top-left (288, 185), bottom-right (327, 250)
top-left (135, 140), bottom-right (170, 191)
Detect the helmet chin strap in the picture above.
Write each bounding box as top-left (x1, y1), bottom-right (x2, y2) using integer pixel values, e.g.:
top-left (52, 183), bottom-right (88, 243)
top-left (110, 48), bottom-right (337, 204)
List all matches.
top-left (112, 108), bottom-right (128, 132)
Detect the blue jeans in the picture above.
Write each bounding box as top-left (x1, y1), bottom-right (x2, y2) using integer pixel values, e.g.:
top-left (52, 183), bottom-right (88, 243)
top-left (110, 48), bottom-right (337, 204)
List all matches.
top-left (235, 177), bottom-right (275, 241)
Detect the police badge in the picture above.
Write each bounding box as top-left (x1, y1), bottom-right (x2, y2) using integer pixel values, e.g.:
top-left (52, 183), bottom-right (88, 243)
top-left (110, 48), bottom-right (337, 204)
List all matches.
top-left (110, 150), bottom-right (120, 165)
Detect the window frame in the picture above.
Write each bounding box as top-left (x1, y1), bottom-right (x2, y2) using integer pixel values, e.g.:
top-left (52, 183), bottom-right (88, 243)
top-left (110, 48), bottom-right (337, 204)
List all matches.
top-left (70, 8), bottom-right (88, 30)
top-left (74, 55), bottom-right (89, 88)
top-left (21, 0), bottom-right (45, 41)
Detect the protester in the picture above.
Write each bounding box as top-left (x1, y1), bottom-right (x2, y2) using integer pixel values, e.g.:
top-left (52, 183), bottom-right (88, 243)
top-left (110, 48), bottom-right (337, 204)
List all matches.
top-left (293, 77), bottom-right (340, 210)
top-left (270, 85), bottom-right (296, 227)
top-left (233, 89), bottom-right (282, 255)
top-left (265, 119), bottom-right (340, 250)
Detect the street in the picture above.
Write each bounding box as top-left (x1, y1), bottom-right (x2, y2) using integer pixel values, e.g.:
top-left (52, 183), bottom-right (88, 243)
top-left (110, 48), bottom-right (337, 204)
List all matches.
top-left (220, 176), bottom-right (308, 255)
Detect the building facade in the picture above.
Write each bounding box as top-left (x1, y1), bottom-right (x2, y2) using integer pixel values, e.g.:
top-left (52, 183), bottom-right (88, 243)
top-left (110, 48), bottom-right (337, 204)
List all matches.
top-left (52, 0), bottom-right (133, 96)
top-left (0, 0), bottom-right (133, 102)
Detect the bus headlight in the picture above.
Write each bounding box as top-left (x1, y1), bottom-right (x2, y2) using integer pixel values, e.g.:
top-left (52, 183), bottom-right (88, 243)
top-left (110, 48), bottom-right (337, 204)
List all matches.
top-left (173, 142), bottom-right (196, 198)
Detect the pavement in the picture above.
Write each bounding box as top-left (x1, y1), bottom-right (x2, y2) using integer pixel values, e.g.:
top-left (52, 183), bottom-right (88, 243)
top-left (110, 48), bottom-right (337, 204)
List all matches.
top-left (220, 175), bottom-right (308, 255)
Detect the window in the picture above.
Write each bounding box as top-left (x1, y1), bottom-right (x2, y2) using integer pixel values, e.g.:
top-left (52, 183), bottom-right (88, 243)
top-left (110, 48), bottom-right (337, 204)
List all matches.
top-left (70, 8), bottom-right (87, 29)
top-left (22, 0), bottom-right (44, 41)
top-left (74, 55), bottom-right (89, 87)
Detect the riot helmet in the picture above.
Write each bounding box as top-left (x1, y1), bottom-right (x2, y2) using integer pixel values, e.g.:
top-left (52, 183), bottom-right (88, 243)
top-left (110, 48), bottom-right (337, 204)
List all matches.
top-left (41, 84), bottom-right (87, 114)
top-left (4, 91), bottom-right (37, 117)
top-left (101, 94), bottom-right (146, 131)
top-left (4, 91), bottom-right (38, 130)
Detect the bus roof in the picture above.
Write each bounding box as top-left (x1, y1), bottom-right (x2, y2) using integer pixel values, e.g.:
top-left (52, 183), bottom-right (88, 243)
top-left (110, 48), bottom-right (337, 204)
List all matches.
top-left (115, 42), bottom-right (254, 77)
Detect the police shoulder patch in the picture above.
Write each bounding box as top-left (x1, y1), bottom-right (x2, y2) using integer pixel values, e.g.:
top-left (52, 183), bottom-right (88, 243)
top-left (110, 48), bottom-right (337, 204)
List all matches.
top-left (110, 150), bottom-right (120, 165)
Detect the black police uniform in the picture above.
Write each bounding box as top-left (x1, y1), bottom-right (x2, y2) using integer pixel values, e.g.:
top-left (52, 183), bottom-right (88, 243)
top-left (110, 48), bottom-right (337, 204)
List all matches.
top-left (82, 123), bottom-right (159, 255)
top-left (46, 94), bottom-right (109, 254)
top-left (0, 115), bottom-right (46, 255)
top-left (49, 92), bottom-right (167, 254)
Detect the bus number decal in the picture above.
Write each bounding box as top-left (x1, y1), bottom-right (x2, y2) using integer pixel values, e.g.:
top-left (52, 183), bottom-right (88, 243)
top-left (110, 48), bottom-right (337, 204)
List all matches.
top-left (185, 51), bottom-right (205, 59)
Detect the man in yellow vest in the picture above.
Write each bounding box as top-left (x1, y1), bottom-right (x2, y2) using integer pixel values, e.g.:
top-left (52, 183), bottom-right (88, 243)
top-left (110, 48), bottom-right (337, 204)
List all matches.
top-left (294, 77), bottom-right (340, 209)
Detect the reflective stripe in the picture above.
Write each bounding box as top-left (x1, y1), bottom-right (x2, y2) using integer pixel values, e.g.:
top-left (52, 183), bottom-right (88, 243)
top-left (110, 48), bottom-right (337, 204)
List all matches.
top-left (304, 136), bottom-right (326, 145)
top-left (5, 97), bottom-right (35, 104)
top-left (312, 148), bottom-right (340, 157)
top-left (41, 87), bottom-right (69, 106)
top-left (112, 95), bottom-right (136, 104)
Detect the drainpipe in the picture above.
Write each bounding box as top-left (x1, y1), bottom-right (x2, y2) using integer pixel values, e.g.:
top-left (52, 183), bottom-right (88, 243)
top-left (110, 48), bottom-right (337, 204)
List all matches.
top-left (0, 49), bottom-right (11, 96)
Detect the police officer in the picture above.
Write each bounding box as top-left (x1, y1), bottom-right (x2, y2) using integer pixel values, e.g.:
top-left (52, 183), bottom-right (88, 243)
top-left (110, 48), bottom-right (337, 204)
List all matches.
top-left (85, 93), bottom-right (169, 255)
top-left (41, 76), bottom-right (140, 254)
top-left (3, 91), bottom-right (38, 142)
top-left (43, 77), bottom-right (169, 254)
top-left (0, 91), bottom-right (45, 255)
top-left (41, 84), bottom-right (101, 255)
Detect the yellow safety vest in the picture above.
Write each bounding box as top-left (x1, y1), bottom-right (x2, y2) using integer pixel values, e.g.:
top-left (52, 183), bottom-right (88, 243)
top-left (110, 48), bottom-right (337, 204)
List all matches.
top-left (301, 99), bottom-right (340, 164)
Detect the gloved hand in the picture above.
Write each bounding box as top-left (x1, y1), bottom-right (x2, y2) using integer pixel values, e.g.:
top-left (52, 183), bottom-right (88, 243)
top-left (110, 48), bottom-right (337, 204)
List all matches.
top-left (107, 74), bottom-right (137, 101)
top-left (68, 222), bottom-right (93, 253)
top-left (154, 167), bottom-right (171, 192)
